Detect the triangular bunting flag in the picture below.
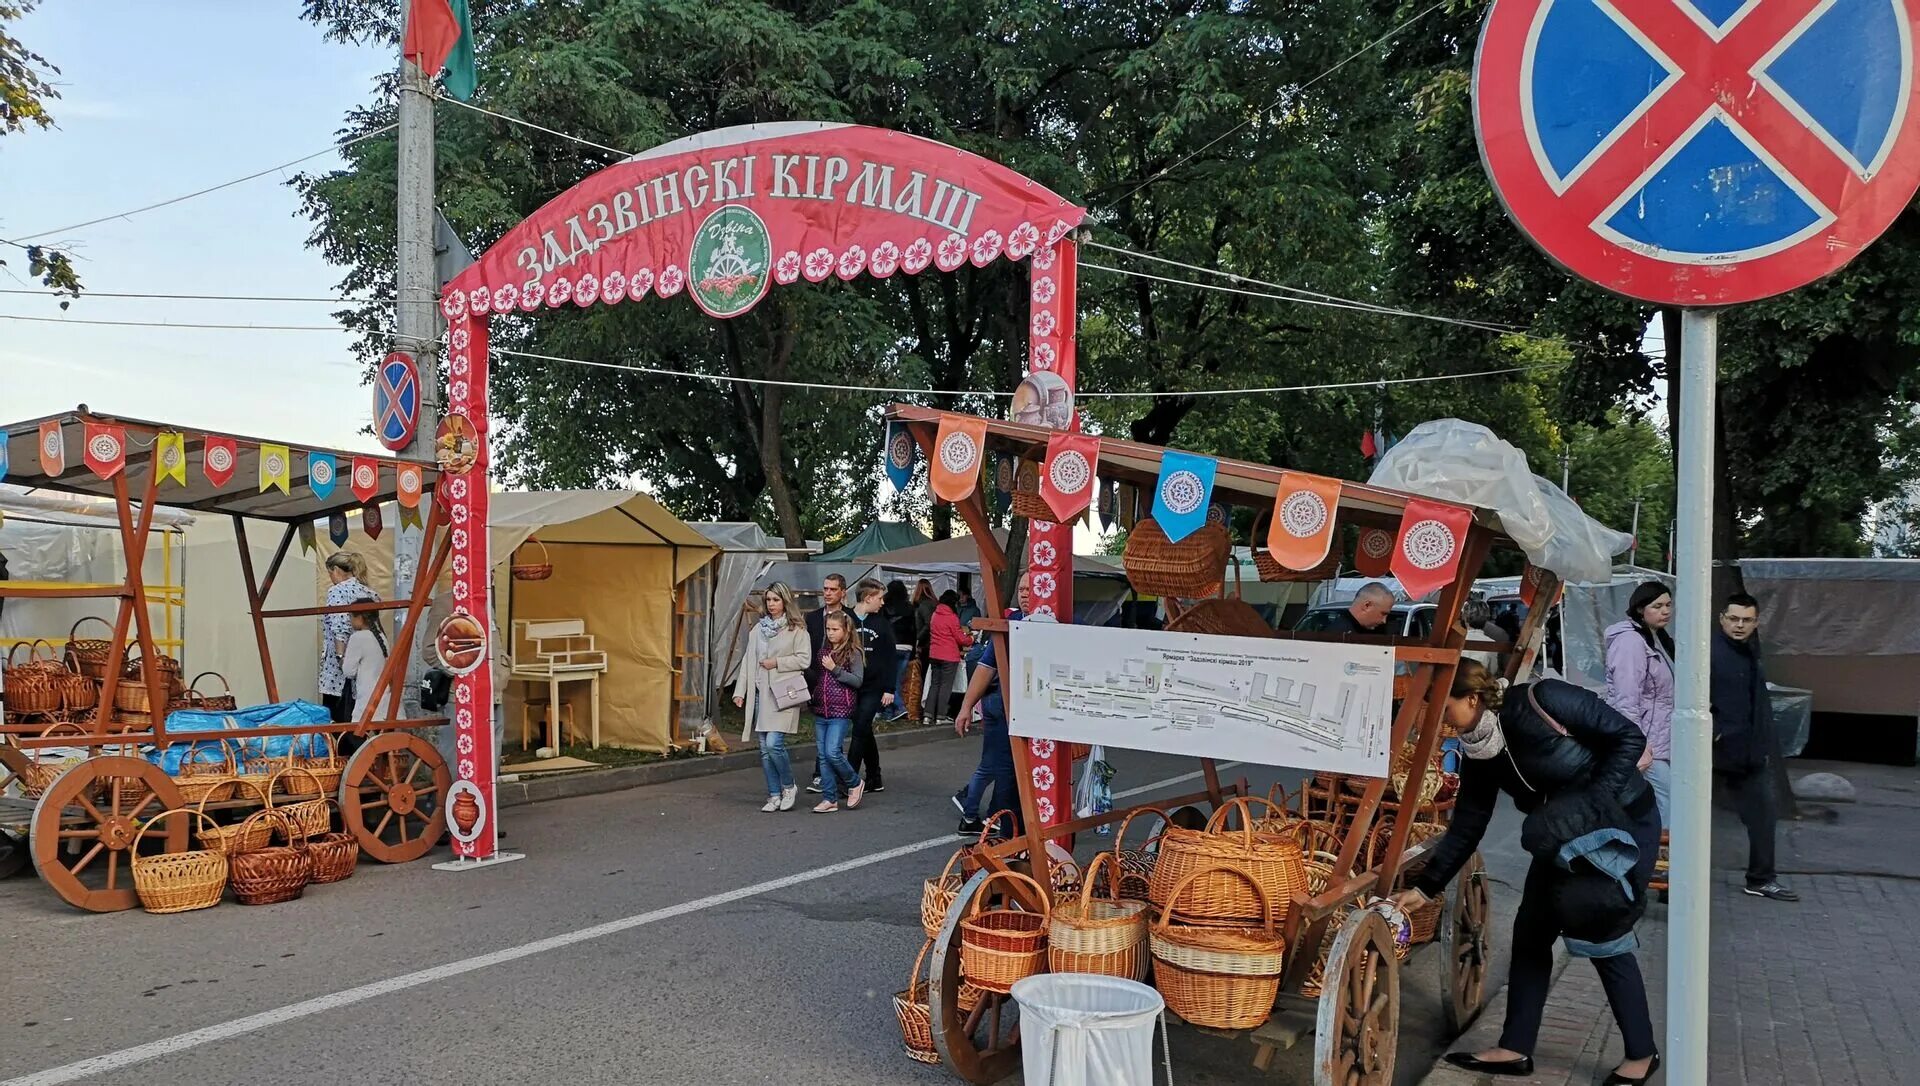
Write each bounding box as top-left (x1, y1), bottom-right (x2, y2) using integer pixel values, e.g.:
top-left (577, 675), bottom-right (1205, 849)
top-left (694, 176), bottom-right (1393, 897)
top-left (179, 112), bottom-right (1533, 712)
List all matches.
top-left (38, 421), bottom-right (65, 477)
top-left (155, 432), bottom-right (187, 486)
top-left (882, 422), bottom-right (916, 491)
top-left (363, 503), bottom-right (384, 539)
top-left (1150, 450), bottom-right (1217, 544)
top-left (991, 454), bottom-right (1012, 515)
top-left (259, 444), bottom-right (292, 495)
top-left (1520, 563), bottom-right (1550, 608)
top-left (328, 512), bottom-right (350, 547)
top-left (0, 431), bottom-right (9, 483)
top-left (1039, 432), bottom-right (1099, 523)
top-left (1097, 477), bottom-right (1116, 523)
top-left (396, 463), bottom-right (424, 508)
top-left (399, 504), bottom-right (424, 529)
top-left (308, 452), bottom-right (338, 500)
top-left (1355, 527), bottom-right (1394, 577)
top-left (929, 414), bottom-right (988, 504)
top-left (202, 436), bottom-right (237, 488)
top-left (1391, 499), bottom-right (1473, 599)
top-left (1268, 472), bottom-right (1342, 572)
top-left (82, 423), bottom-right (126, 480)
top-left (298, 522), bottom-right (317, 554)
top-left (350, 457), bottom-right (380, 504)
top-left (1117, 483), bottom-right (1139, 530)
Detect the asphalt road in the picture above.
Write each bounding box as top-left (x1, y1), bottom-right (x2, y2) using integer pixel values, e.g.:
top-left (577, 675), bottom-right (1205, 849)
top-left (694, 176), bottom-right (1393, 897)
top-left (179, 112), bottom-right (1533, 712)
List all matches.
top-left (0, 736), bottom-right (1527, 1085)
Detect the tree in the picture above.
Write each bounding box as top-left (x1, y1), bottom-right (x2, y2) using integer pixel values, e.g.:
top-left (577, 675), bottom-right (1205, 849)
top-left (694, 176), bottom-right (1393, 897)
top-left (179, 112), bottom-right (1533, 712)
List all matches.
top-left (0, 1), bottom-right (80, 300)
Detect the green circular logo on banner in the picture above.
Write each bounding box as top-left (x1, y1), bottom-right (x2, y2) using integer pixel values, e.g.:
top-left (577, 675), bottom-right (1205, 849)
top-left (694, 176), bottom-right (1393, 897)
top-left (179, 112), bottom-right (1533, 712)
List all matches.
top-left (689, 204), bottom-right (773, 318)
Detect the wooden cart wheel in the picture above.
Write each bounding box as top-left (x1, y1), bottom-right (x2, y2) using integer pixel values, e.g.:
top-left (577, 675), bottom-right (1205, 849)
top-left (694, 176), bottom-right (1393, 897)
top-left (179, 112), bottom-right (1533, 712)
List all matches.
top-left (0, 827), bottom-right (27, 879)
top-left (30, 756), bottom-right (185, 912)
top-left (1440, 852), bottom-right (1491, 1034)
top-left (928, 869), bottom-right (1024, 1084)
top-left (339, 733), bottom-right (451, 863)
top-left (1314, 907), bottom-right (1401, 1086)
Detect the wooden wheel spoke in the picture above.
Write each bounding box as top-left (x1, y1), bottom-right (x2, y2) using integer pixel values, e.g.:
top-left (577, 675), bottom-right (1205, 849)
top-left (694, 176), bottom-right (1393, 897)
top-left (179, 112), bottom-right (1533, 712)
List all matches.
top-left (75, 794), bottom-right (108, 824)
top-left (406, 757), bottom-right (428, 788)
top-left (359, 796), bottom-right (390, 812)
top-left (396, 809), bottom-right (413, 844)
top-left (373, 808), bottom-right (396, 840)
top-left (70, 840), bottom-right (105, 875)
top-left (128, 791), bottom-right (166, 821)
top-left (106, 848), bottom-right (120, 891)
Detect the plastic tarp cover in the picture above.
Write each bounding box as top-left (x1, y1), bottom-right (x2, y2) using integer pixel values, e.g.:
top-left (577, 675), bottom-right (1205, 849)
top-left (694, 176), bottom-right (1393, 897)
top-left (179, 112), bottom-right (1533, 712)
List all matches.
top-left (1772, 686), bottom-right (1813, 758)
top-left (695, 522), bottom-right (790, 694)
top-left (1010, 974), bottom-right (1164, 1086)
top-left (1369, 420), bottom-right (1632, 584)
top-left (1740, 558), bottom-right (1920, 657)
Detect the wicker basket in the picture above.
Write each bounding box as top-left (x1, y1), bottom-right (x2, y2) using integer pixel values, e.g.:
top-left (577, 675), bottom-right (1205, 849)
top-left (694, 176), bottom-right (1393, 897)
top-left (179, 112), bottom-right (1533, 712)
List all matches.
top-left (132, 809), bottom-right (229, 914)
top-left (958, 870), bottom-right (1050, 994)
top-left (8, 722), bottom-right (93, 798)
top-left (893, 939), bottom-right (941, 1066)
top-left (1148, 798), bottom-right (1310, 928)
top-left (229, 809), bottom-right (314, 906)
top-left (511, 536), bottom-right (554, 581)
top-left (4, 641), bottom-right (64, 716)
top-left (185, 672), bottom-right (238, 712)
top-left (56, 651), bottom-right (99, 712)
top-left (195, 780), bottom-right (275, 858)
top-left (1012, 459), bottom-right (1051, 522)
top-left (123, 649), bottom-right (185, 700)
top-left (1150, 865), bottom-right (1285, 1030)
top-left (302, 802), bottom-right (361, 884)
top-left (296, 733), bottom-right (345, 797)
top-left (1249, 512), bottom-right (1342, 582)
top-left (1122, 518), bottom-right (1229, 599)
top-left (1393, 823), bottom-right (1449, 945)
top-left (1164, 597), bottom-right (1275, 639)
top-left (1049, 853), bottom-right (1150, 980)
top-left (64, 617), bottom-right (115, 680)
top-left (167, 743), bottom-right (237, 805)
top-left (1110, 806), bottom-right (1168, 901)
top-left (268, 766), bottom-right (332, 837)
top-left (921, 848), bottom-right (966, 939)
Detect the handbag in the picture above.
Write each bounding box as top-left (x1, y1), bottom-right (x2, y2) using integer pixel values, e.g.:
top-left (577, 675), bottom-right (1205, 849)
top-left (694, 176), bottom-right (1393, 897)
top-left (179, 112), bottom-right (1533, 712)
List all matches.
top-left (769, 671), bottom-right (811, 711)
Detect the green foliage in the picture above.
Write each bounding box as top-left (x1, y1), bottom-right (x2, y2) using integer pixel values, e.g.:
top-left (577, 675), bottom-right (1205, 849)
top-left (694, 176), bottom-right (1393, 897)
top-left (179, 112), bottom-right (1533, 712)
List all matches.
top-left (1, 2), bottom-right (81, 302)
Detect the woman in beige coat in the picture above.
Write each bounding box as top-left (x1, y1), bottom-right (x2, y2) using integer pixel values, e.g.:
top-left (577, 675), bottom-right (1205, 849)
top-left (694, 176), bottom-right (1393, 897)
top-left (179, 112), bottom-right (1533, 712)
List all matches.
top-left (733, 583), bottom-right (811, 811)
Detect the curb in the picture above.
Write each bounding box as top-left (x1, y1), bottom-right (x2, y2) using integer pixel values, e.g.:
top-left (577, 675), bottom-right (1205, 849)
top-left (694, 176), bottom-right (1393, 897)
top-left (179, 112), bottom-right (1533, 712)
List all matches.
top-left (495, 724), bottom-right (963, 809)
top-left (1414, 942), bottom-right (1572, 1086)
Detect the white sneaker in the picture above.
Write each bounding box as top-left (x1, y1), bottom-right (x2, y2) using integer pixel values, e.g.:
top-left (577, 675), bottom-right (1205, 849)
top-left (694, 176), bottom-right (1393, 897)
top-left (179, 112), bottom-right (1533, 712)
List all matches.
top-left (761, 795), bottom-right (780, 813)
top-left (779, 786), bottom-right (798, 811)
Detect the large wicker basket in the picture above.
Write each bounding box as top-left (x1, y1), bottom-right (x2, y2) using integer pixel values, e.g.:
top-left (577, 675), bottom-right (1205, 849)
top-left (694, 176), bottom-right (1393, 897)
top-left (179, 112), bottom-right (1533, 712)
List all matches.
top-left (1122, 518), bottom-right (1229, 598)
top-left (4, 641), bottom-right (64, 716)
top-left (302, 802), bottom-right (361, 885)
top-left (893, 939), bottom-right (941, 1066)
top-left (921, 848), bottom-right (966, 939)
top-left (132, 809), bottom-right (229, 915)
top-left (1148, 797), bottom-right (1310, 928)
top-left (64, 617), bottom-right (115, 680)
top-left (229, 809), bottom-right (314, 906)
top-left (268, 766), bottom-right (332, 837)
top-left (296, 733), bottom-right (345, 797)
top-left (1151, 865), bottom-right (1285, 1030)
top-left (1048, 853), bottom-right (1149, 981)
top-left (195, 779), bottom-right (275, 858)
top-left (957, 870), bottom-right (1050, 995)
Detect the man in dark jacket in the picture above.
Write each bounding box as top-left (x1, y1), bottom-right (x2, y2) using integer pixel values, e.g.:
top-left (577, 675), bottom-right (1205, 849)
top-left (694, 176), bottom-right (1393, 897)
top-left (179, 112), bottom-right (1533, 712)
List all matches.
top-left (1322, 582), bottom-right (1395, 635)
top-left (1712, 593), bottom-right (1796, 901)
top-left (846, 579), bottom-right (899, 792)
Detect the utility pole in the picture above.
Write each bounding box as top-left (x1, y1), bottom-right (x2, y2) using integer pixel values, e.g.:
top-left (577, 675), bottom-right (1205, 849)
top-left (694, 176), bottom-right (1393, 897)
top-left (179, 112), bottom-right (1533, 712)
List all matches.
top-left (1560, 447), bottom-right (1571, 493)
top-left (1629, 496), bottom-right (1642, 567)
top-left (393, 39), bottom-right (442, 721)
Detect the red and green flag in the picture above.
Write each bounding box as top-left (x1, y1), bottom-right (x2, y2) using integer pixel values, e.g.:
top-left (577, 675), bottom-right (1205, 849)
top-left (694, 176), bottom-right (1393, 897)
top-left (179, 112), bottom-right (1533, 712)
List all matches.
top-left (404, 0), bottom-right (476, 101)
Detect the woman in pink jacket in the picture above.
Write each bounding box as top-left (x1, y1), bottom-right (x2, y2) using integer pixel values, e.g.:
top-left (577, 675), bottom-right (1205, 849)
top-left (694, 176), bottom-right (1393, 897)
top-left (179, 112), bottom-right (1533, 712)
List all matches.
top-left (920, 590), bottom-right (971, 728)
top-left (1604, 581), bottom-right (1676, 826)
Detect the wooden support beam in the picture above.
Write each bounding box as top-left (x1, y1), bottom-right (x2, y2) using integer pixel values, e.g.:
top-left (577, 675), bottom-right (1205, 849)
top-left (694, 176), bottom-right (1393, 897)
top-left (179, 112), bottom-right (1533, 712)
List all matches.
top-left (233, 515), bottom-right (281, 704)
top-left (362, 502), bottom-right (448, 725)
top-left (258, 522), bottom-right (299, 599)
top-left (0, 584), bottom-right (134, 600)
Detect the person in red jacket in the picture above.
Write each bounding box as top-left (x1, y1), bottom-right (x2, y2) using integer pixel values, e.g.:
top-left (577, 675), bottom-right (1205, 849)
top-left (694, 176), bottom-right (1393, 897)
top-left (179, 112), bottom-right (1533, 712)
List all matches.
top-left (920, 590), bottom-right (970, 728)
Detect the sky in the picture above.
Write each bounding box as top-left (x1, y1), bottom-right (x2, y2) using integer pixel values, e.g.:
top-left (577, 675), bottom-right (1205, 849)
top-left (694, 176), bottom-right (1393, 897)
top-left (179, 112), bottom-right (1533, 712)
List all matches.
top-left (2, 3), bottom-right (390, 452)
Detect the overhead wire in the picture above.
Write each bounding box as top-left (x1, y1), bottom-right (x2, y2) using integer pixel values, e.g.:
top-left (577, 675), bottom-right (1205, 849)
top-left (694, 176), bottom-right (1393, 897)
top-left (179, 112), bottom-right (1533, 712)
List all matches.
top-left (436, 94), bottom-right (637, 159)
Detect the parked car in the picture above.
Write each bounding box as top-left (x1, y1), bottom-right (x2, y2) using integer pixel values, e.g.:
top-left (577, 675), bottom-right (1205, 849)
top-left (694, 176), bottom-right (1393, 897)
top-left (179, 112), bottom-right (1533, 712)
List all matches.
top-left (1292, 603), bottom-right (1437, 639)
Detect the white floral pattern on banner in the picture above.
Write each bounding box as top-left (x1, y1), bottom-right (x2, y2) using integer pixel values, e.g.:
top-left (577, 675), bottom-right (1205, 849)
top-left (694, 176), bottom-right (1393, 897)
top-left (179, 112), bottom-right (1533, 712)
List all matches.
top-left (520, 282), bottom-right (545, 310)
top-left (492, 284), bottom-right (518, 313)
top-left (1036, 797), bottom-right (1056, 824)
top-left (1160, 470), bottom-right (1206, 516)
top-left (1048, 450), bottom-right (1091, 496)
top-left (573, 273), bottom-right (599, 307)
top-left (936, 233), bottom-right (968, 272)
top-left (455, 684), bottom-right (472, 706)
top-left (902, 237), bottom-right (934, 274)
top-left (628, 268), bottom-right (655, 300)
top-left (1032, 540), bottom-right (1057, 567)
top-left (1031, 342), bottom-right (1058, 371)
top-left (548, 278), bottom-right (574, 306)
top-left (1031, 310), bottom-right (1058, 338)
top-left (658, 265), bottom-right (685, 296)
top-left (937, 431), bottom-right (979, 475)
top-left (452, 327), bottom-right (470, 351)
top-left (1047, 219), bottom-right (1073, 246)
top-left (1032, 764), bottom-right (1056, 792)
top-left (1031, 603), bottom-right (1057, 620)
top-left (456, 730), bottom-right (474, 753)
top-left (803, 247), bottom-right (834, 282)
top-left (1032, 244), bottom-right (1057, 272)
top-left (1007, 222), bottom-right (1041, 260)
top-left (836, 244), bottom-right (867, 280)
top-left (453, 580), bottom-right (470, 601)
top-left (451, 353), bottom-right (469, 378)
top-left (1361, 529), bottom-right (1393, 560)
top-left (601, 272), bottom-right (627, 304)
top-left (441, 289), bottom-right (466, 319)
top-left (1032, 739), bottom-right (1056, 759)
top-left (458, 758), bottom-right (475, 779)
top-left (1280, 490), bottom-right (1330, 538)
top-left (450, 503), bottom-right (470, 524)
top-left (1032, 572), bottom-right (1056, 599)
top-left (467, 286), bottom-right (491, 315)
top-left (451, 526), bottom-right (468, 547)
top-left (869, 241), bottom-right (900, 277)
top-left (774, 251), bottom-right (803, 285)
top-left (1031, 276), bottom-right (1057, 305)
top-left (452, 555), bottom-right (469, 576)
top-left (451, 380), bottom-right (469, 402)
top-left (970, 230), bottom-right (1004, 266)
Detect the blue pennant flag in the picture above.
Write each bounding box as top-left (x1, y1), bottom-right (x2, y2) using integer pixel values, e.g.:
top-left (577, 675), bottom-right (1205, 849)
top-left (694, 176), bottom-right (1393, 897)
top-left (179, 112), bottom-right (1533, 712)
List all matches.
top-left (1151, 450), bottom-right (1218, 544)
top-left (328, 512), bottom-right (350, 547)
top-left (882, 422), bottom-right (917, 491)
top-left (307, 452), bottom-right (338, 500)
top-left (0, 432), bottom-right (9, 484)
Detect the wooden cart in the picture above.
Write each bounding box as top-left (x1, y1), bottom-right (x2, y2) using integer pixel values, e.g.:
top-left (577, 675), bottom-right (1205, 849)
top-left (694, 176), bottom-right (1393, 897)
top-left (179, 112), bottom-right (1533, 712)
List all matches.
top-left (886, 407), bottom-right (1558, 1086)
top-left (0, 409), bottom-right (456, 911)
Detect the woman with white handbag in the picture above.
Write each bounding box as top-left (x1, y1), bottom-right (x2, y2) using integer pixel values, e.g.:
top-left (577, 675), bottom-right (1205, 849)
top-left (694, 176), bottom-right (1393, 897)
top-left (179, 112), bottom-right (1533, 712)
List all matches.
top-left (734, 583), bottom-right (812, 812)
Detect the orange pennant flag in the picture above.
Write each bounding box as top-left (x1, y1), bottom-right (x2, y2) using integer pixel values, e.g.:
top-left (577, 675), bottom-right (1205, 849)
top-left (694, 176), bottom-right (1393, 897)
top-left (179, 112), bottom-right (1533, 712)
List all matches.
top-left (929, 414), bottom-right (988, 504)
top-left (396, 463), bottom-right (424, 509)
top-left (1267, 472), bottom-right (1341, 572)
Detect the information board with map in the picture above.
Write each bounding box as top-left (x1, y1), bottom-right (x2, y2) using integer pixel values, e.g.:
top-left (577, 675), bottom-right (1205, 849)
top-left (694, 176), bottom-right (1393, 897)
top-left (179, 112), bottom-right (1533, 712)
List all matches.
top-left (1007, 622), bottom-right (1395, 775)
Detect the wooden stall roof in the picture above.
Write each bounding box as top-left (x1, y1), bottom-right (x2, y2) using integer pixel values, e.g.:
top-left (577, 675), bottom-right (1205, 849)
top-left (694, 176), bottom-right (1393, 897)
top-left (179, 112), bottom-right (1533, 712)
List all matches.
top-left (1, 407), bottom-right (439, 524)
top-left (884, 405), bottom-right (1511, 541)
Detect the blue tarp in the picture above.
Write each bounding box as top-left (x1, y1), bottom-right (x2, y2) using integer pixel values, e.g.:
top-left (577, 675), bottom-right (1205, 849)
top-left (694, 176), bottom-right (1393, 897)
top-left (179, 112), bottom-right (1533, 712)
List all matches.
top-left (146, 701), bottom-right (333, 774)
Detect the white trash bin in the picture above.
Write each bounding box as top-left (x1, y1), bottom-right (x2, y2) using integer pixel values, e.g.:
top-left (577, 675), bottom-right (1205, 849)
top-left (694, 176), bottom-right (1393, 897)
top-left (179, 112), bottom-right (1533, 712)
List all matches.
top-left (1011, 973), bottom-right (1165, 1086)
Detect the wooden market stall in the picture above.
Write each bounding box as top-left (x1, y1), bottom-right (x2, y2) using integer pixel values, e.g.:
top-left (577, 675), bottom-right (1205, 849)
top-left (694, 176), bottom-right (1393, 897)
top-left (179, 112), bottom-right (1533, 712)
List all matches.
top-left (0, 408), bottom-right (455, 911)
top-left (885, 406), bottom-right (1561, 1086)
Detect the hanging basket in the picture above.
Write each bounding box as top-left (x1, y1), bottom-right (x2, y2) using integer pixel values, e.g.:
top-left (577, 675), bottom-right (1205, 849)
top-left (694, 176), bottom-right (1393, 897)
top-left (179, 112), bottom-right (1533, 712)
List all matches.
top-left (64, 616), bottom-right (115, 680)
top-left (1248, 511), bottom-right (1343, 583)
top-left (893, 939), bottom-right (941, 1066)
top-left (132, 809), bottom-right (229, 915)
top-left (1150, 865), bottom-right (1285, 1030)
top-left (511, 537), bottom-right (554, 581)
top-left (957, 870), bottom-right (1050, 995)
top-left (228, 809), bottom-right (314, 906)
top-left (1048, 852), bottom-right (1150, 981)
top-left (1122, 518), bottom-right (1229, 598)
top-left (1110, 806), bottom-right (1168, 902)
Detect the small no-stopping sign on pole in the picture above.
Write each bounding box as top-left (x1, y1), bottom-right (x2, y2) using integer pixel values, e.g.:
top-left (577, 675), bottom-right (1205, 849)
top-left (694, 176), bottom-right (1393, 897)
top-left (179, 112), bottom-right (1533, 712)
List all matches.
top-left (1473, 2), bottom-right (1920, 1080)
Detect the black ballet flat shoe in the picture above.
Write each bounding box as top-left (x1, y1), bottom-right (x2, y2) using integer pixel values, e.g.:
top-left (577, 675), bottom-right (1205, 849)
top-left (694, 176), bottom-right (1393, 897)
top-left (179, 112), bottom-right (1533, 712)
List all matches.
top-left (1600, 1052), bottom-right (1660, 1085)
top-left (1443, 1052), bottom-right (1534, 1076)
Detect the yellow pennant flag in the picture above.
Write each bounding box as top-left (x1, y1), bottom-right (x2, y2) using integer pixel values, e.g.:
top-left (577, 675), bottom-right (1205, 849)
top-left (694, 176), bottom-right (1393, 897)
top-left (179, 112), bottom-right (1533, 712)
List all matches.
top-left (398, 504), bottom-right (423, 529)
top-left (259, 443), bottom-right (292, 495)
top-left (155, 431), bottom-right (188, 486)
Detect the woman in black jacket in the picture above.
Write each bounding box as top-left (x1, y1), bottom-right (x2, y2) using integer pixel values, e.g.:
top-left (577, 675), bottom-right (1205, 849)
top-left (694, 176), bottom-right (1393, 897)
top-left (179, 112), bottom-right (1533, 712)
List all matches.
top-left (1395, 660), bottom-right (1661, 1085)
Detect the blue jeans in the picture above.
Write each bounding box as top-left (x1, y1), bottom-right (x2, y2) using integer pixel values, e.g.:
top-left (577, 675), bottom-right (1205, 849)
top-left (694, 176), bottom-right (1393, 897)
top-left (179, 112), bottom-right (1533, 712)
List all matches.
top-left (959, 718), bottom-right (1018, 831)
top-left (887, 646), bottom-right (911, 718)
top-left (1643, 759), bottom-right (1671, 828)
top-left (759, 731), bottom-right (794, 795)
top-left (813, 717), bottom-right (861, 803)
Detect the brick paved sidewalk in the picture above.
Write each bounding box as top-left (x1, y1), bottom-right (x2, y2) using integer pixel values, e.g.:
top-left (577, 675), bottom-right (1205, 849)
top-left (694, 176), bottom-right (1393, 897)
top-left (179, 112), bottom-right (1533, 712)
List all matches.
top-left (1418, 760), bottom-right (1920, 1086)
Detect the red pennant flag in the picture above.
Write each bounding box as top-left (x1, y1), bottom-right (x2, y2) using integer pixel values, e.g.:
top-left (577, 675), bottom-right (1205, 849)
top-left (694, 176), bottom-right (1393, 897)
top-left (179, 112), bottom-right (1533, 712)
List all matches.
top-left (37, 420), bottom-right (65, 477)
top-left (1519, 563), bottom-right (1550, 608)
top-left (1267, 472), bottom-right (1342, 572)
top-left (202, 436), bottom-right (237, 488)
top-left (350, 457), bottom-right (381, 504)
top-left (362, 502), bottom-right (384, 539)
top-left (395, 463), bottom-right (424, 509)
top-left (929, 414), bottom-right (988, 504)
top-left (1039, 432), bottom-right (1099, 523)
top-left (1355, 527), bottom-right (1394, 577)
top-left (1391, 499), bottom-right (1473, 599)
top-left (81, 423), bottom-right (127, 479)
top-left (1360, 430), bottom-right (1377, 458)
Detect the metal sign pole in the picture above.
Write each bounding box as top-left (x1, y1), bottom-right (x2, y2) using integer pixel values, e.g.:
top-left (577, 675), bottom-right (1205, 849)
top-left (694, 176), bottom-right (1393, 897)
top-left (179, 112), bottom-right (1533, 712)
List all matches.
top-left (1667, 307), bottom-right (1717, 1083)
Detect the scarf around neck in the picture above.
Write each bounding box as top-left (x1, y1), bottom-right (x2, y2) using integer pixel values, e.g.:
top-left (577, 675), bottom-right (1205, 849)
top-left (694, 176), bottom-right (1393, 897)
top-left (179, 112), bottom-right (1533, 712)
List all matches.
top-left (1458, 709), bottom-right (1507, 760)
top-left (756, 615), bottom-right (785, 643)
